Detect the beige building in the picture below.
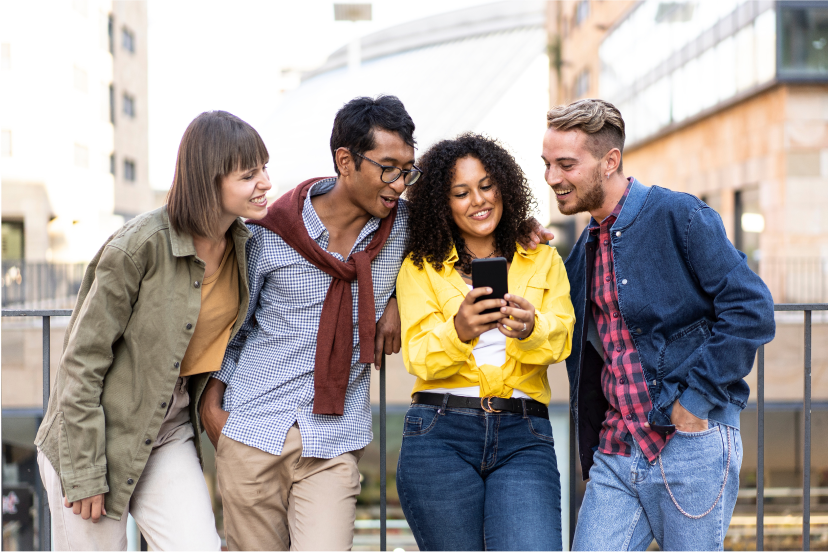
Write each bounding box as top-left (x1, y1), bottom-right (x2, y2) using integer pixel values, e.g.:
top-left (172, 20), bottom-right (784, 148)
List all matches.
top-left (1, 0), bottom-right (151, 269)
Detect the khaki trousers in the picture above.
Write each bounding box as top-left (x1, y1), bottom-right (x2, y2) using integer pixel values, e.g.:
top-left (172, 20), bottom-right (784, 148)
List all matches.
top-left (217, 425), bottom-right (364, 551)
top-left (38, 377), bottom-right (221, 551)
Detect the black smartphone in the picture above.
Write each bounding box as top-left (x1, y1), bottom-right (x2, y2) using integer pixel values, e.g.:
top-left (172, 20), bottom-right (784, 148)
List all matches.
top-left (471, 257), bottom-right (508, 315)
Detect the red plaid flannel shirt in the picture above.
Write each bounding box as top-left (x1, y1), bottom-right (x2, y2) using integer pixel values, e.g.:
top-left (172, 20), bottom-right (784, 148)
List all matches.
top-left (588, 179), bottom-right (672, 461)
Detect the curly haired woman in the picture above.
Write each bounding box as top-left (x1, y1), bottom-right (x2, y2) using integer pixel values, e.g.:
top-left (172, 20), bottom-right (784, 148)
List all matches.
top-left (395, 133), bottom-right (576, 551)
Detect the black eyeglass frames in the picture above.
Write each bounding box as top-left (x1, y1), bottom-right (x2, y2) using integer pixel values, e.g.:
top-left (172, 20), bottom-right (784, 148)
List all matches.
top-left (353, 151), bottom-right (422, 186)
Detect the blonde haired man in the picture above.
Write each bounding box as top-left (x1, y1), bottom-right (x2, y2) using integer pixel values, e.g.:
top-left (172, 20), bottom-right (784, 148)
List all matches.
top-left (543, 99), bottom-right (775, 550)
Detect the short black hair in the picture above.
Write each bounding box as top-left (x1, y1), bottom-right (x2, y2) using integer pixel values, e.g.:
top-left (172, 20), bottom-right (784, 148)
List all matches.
top-left (330, 95), bottom-right (416, 175)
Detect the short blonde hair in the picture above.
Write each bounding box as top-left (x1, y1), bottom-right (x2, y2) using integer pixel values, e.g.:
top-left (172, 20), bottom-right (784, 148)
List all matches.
top-left (547, 99), bottom-right (626, 171)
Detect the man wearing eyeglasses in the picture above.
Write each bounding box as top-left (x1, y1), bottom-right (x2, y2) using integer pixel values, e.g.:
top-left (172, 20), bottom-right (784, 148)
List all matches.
top-left (196, 95), bottom-right (418, 551)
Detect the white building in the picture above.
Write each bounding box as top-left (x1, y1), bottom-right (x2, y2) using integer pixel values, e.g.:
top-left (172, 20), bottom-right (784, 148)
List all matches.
top-left (260, 0), bottom-right (554, 223)
top-left (1, 0), bottom-right (151, 267)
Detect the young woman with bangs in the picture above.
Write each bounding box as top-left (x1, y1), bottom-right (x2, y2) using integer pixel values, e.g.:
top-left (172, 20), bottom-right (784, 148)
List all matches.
top-left (395, 133), bottom-right (576, 551)
top-left (35, 111), bottom-right (271, 550)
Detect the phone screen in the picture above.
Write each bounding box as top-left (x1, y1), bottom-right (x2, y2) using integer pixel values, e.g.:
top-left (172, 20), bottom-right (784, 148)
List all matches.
top-left (471, 257), bottom-right (508, 315)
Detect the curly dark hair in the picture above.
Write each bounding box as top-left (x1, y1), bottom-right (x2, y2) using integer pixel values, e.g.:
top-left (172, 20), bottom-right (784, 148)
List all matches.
top-left (405, 133), bottom-right (537, 272)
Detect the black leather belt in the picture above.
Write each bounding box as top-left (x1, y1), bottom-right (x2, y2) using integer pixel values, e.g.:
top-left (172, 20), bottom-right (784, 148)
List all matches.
top-left (411, 392), bottom-right (549, 418)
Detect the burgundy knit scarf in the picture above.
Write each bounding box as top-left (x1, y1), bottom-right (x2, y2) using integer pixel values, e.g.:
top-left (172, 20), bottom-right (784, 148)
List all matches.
top-left (248, 177), bottom-right (397, 416)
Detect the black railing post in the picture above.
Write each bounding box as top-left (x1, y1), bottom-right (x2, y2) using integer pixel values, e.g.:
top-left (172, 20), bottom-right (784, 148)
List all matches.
top-left (380, 353), bottom-right (387, 551)
top-left (803, 309), bottom-right (811, 551)
top-left (569, 413), bottom-right (576, 550)
top-left (757, 345), bottom-right (764, 551)
top-left (41, 315), bottom-right (51, 551)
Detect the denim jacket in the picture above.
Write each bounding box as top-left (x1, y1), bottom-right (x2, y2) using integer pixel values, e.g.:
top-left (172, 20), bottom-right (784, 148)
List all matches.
top-left (563, 178), bottom-right (775, 478)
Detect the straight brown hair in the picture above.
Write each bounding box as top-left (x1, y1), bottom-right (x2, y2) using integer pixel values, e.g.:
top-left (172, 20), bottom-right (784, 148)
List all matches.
top-left (167, 111), bottom-right (269, 238)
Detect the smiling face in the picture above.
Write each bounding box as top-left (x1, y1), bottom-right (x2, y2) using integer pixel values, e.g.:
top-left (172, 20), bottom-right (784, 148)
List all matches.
top-left (448, 156), bottom-right (503, 245)
top-left (341, 128), bottom-right (416, 219)
top-left (219, 162), bottom-right (272, 224)
top-left (542, 127), bottom-right (606, 216)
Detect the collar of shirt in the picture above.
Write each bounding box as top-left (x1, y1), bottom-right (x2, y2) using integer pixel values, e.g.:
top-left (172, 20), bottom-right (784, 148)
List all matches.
top-left (302, 178), bottom-right (381, 250)
top-left (588, 177), bottom-right (635, 235)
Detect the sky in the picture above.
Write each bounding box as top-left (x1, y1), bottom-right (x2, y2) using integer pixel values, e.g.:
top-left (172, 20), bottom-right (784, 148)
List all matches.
top-left (147, 0), bottom-right (489, 190)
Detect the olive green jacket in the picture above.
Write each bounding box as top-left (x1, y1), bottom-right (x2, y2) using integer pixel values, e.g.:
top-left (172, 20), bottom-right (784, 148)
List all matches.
top-left (34, 206), bottom-right (251, 520)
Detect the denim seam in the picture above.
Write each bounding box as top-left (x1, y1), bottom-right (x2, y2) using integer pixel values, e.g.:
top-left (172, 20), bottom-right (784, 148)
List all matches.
top-left (622, 506), bottom-right (645, 551)
top-left (527, 417), bottom-right (555, 444)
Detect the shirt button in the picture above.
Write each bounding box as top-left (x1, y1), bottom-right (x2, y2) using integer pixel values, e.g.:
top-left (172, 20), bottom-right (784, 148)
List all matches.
top-left (621, 279), bottom-right (628, 285)
top-left (626, 413), bottom-right (634, 420)
top-left (619, 376), bottom-right (626, 384)
top-left (174, 361), bottom-right (180, 369)
top-left (127, 478), bottom-right (134, 485)
top-left (161, 402), bottom-right (167, 408)
top-left (603, 239), bottom-right (609, 246)
top-left (616, 231), bottom-right (622, 237)
top-left (616, 345), bottom-right (622, 352)
top-left (186, 323), bottom-right (193, 330)
top-left (194, 281), bottom-right (201, 288)
top-left (636, 328), bottom-right (643, 334)
top-left (605, 275), bottom-right (611, 282)
top-left (145, 439), bottom-right (151, 445)
top-left (612, 312), bottom-right (619, 318)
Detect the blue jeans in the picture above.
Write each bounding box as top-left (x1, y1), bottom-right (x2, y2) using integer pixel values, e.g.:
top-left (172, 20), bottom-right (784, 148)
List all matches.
top-left (396, 403), bottom-right (562, 551)
top-left (573, 422), bottom-right (742, 551)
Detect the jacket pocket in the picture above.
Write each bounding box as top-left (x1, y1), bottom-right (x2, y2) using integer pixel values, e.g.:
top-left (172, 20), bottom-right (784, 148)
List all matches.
top-left (658, 319), bottom-right (711, 381)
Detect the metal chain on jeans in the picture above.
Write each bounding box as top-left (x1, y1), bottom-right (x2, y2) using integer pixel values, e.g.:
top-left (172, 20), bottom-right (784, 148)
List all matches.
top-left (658, 425), bottom-right (731, 519)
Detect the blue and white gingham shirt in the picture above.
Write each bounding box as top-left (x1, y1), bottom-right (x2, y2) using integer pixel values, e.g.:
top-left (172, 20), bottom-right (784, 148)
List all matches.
top-left (214, 178), bottom-right (409, 458)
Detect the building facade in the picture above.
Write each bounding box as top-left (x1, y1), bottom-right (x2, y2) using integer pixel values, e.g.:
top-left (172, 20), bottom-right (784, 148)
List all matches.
top-left (1, 0), bottom-right (151, 269)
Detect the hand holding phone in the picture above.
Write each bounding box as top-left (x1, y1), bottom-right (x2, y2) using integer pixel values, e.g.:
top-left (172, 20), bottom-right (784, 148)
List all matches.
top-left (453, 258), bottom-right (509, 342)
top-left (471, 258), bottom-right (508, 314)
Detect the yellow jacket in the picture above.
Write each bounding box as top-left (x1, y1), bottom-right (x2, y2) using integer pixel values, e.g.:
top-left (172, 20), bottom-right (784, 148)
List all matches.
top-left (397, 243), bottom-right (575, 404)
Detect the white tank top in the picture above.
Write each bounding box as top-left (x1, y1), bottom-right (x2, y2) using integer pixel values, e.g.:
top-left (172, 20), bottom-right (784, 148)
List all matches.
top-left (429, 285), bottom-right (530, 399)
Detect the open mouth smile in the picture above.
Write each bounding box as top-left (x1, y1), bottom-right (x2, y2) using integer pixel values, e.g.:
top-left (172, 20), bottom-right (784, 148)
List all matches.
top-left (250, 195), bottom-right (267, 206)
top-left (380, 195), bottom-right (399, 208)
top-left (554, 188), bottom-right (573, 198)
top-left (470, 209), bottom-right (492, 220)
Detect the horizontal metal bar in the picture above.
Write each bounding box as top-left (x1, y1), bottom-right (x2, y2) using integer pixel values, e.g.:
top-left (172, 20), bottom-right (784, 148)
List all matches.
top-left (740, 487), bottom-right (828, 498)
top-left (7, 305), bottom-right (824, 317)
top-left (2, 309), bottom-right (72, 317)
top-left (773, 304), bottom-right (828, 311)
top-left (743, 401), bottom-right (828, 412)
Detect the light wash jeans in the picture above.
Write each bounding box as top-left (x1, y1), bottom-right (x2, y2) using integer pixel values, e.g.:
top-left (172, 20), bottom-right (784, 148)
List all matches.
top-left (573, 422), bottom-right (742, 551)
top-left (396, 404), bottom-right (562, 551)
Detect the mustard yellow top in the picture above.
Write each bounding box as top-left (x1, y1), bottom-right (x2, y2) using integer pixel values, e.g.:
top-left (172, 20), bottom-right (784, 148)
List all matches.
top-left (396, 243), bottom-right (575, 404)
top-left (180, 240), bottom-right (239, 377)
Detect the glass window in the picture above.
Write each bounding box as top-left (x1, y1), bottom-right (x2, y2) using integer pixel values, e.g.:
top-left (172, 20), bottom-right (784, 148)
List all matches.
top-left (779, 3), bottom-right (828, 78)
top-left (123, 93), bottom-right (135, 118)
top-left (2, 221), bottom-right (25, 260)
top-left (122, 26), bottom-right (135, 53)
top-left (123, 159), bottom-right (136, 182)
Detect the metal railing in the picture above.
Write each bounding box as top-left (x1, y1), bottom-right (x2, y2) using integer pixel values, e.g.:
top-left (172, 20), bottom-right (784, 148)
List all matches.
top-left (1, 262), bottom-right (85, 308)
top-left (2, 304), bottom-right (825, 551)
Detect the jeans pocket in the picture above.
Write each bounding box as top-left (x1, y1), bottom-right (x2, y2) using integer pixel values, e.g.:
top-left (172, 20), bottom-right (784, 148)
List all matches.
top-left (659, 425), bottom-right (733, 519)
top-left (402, 406), bottom-right (439, 436)
top-left (526, 416), bottom-right (555, 444)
